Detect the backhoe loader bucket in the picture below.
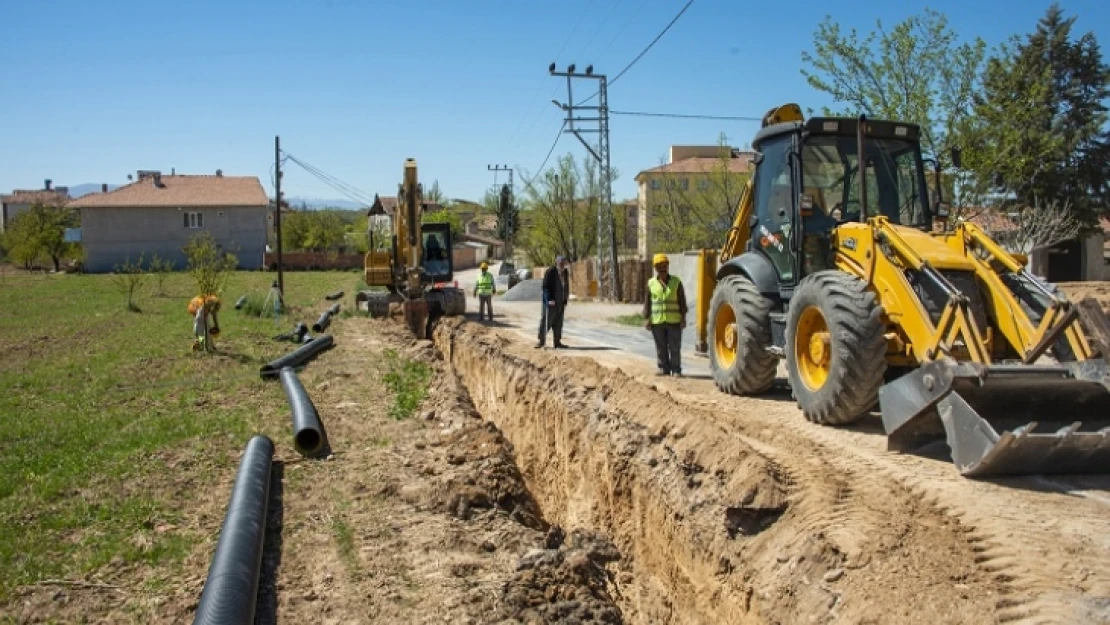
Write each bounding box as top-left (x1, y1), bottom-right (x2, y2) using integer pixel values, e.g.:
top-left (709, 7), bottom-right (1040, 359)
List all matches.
top-left (880, 358), bottom-right (1110, 477)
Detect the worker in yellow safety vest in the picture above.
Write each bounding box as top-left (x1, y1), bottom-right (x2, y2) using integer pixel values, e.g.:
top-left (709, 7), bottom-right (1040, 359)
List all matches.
top-left (188, 294), bottom-right (222, 352)
top-left (474, 261), bottom-right (495, 322)
top-left (643, 253), bottom-right (687, 376)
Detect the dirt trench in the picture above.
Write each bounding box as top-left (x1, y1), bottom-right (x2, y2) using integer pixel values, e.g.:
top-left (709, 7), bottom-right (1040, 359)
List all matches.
top-left (433, 317), bottom-right (1007, 625)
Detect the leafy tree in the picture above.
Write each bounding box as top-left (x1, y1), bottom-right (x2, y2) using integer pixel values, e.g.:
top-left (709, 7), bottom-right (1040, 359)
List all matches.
top-left (800, 9), bottom-right (986, 167)
top-left (1, 212), bottom-right (43, 269)
top-left (1, 201), bottom-right (79, 271)
top-left (425, 179), bottom-right (446, 206)
top-left (517, 153), bottom-right (620, 265)
top-left (959, 3), bottom-right (1110, 226)
top-left (422, 208), bottom-right (463, 239)
top-left (183, 231), bottom-right (237, 297)
top-left (280, 209), bottom-right (346, 251)
top-left (647, 133), bottom-right (751, 251)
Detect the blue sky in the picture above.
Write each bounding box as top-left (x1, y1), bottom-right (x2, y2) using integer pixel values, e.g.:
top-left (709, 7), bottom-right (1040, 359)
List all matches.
top-left (1, 0), bottom-right (1107, 206)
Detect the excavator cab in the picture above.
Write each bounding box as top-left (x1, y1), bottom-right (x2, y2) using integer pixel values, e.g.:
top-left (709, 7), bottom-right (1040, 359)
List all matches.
top-left (698, 104), bottom-right (1110, 477)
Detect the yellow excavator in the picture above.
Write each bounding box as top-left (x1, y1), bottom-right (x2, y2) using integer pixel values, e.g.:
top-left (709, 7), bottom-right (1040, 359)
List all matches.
top-left (355, 158), bottom-right (465, 338)
top-left (694, 103), bottom-right (1110, 476)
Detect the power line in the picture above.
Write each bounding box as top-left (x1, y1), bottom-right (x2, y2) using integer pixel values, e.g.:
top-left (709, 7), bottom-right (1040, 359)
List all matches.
top-left (610, 109), bottom-right (763, 121)
top-left (521, 119), bottom-right (568, 193)
top-left (576, 0), bottom-right (695, 105)
top-left (283, 153), bottom-right (376, 208)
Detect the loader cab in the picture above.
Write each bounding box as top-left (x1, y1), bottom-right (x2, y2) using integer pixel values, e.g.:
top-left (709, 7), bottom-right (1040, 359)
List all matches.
top-left (420, 221), bottom-right (455, 284)
top-left (748, 117), bottom-right (933, 286)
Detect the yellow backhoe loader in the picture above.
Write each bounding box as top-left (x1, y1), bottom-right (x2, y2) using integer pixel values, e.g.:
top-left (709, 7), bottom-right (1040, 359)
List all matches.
top-left (694, 103), bottom-right (1110, 476)
top-left (355, 158), bottom-right (465, 338)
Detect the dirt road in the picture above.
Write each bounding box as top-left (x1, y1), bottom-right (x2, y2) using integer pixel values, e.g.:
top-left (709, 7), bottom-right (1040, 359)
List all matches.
top-left (442, 280), bottom-right (1110, 624)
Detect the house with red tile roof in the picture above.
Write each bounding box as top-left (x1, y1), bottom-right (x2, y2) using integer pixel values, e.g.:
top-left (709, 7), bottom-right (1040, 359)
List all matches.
top-left (68, 171), bottom-right (269, 273)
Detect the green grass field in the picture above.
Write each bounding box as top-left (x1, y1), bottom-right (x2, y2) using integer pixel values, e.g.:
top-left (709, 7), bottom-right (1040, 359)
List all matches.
top-left (0, 268), bottom-right (362, 604)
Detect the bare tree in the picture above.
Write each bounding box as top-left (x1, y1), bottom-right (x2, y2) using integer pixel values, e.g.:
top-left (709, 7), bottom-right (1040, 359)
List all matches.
top-left (647, 135), bottom-right (750, 252)
top-left (965, 196), bottom-right (1081, 255)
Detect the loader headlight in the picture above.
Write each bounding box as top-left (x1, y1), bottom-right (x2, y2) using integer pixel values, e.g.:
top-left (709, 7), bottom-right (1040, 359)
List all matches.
top-left (936, 202), bottom-right (951, 218)
top-left (822, 121), bottom-right (839, 131)
top-left (895, 126), bottom-right (908, 137)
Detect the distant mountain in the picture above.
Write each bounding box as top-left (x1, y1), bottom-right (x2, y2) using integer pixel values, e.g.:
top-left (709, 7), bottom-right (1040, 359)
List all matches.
top-left (65, 183), bottom-right (122, 198)
top-left (283, 196), bottom-right (367, 211)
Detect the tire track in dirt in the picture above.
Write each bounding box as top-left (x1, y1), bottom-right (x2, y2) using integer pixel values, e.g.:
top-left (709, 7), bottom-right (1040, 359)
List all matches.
top-left (668, 384), bottom-right (1110, 625)
top-left (438, 319), bottom-right (1002, 624)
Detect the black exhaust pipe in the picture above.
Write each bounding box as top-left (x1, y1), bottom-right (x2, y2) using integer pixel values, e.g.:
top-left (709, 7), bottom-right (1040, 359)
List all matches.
top-left (260, 334), bottom-right (334, 379)
top-left (324, 290), bottom-right (344, 301)
top-left (279, 367), bottom-right (327, 457)
top-left (192, 435), bottom-right (274, 625)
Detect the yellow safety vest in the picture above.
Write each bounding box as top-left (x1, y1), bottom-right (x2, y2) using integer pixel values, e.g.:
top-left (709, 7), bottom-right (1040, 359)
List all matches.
top-left (477, 271), bottom-right (494, 296)
top-left (649, 275), bottom-right (681, 324)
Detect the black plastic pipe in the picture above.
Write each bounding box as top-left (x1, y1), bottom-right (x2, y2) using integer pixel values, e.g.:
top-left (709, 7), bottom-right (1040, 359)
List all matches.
top-left (311, 310), bottom-right (331, 333)
top-left (292, 322), bottom-right (308, 343)
top-left (279, 367), bottom-right (327, 457)
top-left (192, 435), bottom-right (273, 625)
top-left (260, 334), bottom-right (334, 379)
top-left (324, 290), bottom-right (344, 301)
top-left (234, 295), bottom-right (248, 310)
top-left (328, 302), bottom-right (340, 315)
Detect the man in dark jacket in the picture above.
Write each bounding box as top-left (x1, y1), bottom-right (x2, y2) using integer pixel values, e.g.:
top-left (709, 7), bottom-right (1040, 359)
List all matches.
top-left (536, 255), bottom-right (570, 348)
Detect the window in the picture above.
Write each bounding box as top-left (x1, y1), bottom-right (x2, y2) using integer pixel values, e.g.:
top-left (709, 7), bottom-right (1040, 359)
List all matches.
top-left (799, 135), bottom-right (929, 229)
top-left (697, 179), bottom-right (710, 191)
top-left (184, 211), bottom-right (203, 228)
top-left (752, 135), bottom-right (796, 282)
top-left (650, 179), bottom-right (662, 190)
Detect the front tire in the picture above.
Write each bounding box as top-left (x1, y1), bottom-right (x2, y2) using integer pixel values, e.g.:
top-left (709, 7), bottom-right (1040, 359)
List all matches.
top-left (785, 271), bottom-right (887, 425)
top-left (708, 275), bottom-right (778, 395)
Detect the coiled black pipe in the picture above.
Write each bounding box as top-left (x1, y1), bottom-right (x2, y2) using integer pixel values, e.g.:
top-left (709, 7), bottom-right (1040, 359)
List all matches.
top-left (259, 334), bottom-right (334, 379)
top-left (279, 367), bottom-right (327, 457)
top-left (192, 435), bottom-right (274, 625)
top-left (324, 290), bottom-right (344, 301)
top-left (234, 295), bottom-right (248, 310)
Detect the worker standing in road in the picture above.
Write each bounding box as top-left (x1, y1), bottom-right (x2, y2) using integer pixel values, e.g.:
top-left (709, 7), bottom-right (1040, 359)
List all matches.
top-left (537, 255), bottom-right (570, 349)
top-left (188, 294), bottom-right (222, 352)
top-left (644, 253), bottom-right (687, 376)
top-left (474, 261), bottom-right (495, 322)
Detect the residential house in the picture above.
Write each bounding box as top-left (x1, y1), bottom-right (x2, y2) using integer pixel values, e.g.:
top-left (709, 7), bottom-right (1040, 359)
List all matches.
top-left (1, 180), bottom-right (70, 233)
top-left (634, 145), bottom-right (754, 257)
top-left (69, 171), bottom-right (269, 273)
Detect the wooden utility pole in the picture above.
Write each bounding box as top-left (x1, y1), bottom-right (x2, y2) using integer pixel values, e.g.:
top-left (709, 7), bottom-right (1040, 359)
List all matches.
top-left (274, 135), bottom-right (285, 301)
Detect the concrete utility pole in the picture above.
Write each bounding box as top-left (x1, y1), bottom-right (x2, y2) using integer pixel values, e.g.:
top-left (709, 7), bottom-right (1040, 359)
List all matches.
top-left (274, 135), bottom-right (285, 301)
top-left (487, 164), bottom-right (515, 263)
top-left (549, 63), bottom-right (620, 301)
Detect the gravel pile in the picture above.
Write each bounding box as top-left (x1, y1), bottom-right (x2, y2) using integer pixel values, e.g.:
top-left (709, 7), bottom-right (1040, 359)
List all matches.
top-left (501, 279), bottom-right (543, 302)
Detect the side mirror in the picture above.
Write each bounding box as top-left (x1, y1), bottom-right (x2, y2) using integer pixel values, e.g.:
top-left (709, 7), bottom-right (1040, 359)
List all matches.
top-left (950, 147), bottom-right (963, 169)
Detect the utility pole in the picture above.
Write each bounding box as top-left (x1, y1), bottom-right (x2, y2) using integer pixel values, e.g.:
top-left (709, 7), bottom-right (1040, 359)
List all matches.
top-left (274, 135), bottom-right (285, 303)
top-left (487, 164), bottom-right (515, 266)
top-left (549, 62), bottom-right (620, 301)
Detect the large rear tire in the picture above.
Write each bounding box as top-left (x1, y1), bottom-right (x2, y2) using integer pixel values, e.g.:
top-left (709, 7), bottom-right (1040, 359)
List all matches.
top-left (708, 275), bottom-right (778, 395)
top-left (786, 271), bottom-right (887, 425)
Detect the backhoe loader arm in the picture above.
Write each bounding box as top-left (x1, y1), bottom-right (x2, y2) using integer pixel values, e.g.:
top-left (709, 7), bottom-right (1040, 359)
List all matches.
top-left (952, 221), bottom-right (1095, 362)
top-left (695, 176), bottom-right (753, 353)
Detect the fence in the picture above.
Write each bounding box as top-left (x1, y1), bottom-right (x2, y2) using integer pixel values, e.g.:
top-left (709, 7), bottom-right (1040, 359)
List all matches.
top-left (263, 252), bottom-right (363, 271)
top-left (533, 251), bottom-right (705, 305)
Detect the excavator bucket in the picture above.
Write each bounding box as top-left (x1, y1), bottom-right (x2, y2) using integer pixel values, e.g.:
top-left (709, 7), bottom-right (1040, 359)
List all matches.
top-left (880, 358), bottom-right (1110, 477)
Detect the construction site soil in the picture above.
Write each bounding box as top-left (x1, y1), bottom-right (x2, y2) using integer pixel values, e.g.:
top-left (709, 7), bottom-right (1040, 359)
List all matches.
top-left (12, 297), bottom-right (1110, 624)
